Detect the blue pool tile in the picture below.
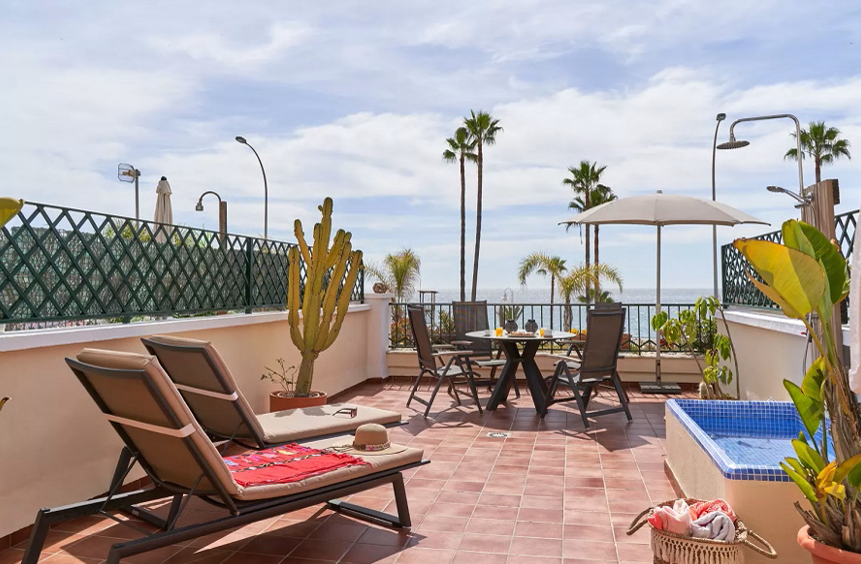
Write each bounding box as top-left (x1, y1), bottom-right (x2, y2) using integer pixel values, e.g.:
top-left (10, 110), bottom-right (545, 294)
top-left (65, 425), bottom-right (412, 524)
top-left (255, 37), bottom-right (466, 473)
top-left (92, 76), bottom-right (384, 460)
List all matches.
top-left (666, 399), bottom-right (828, 482)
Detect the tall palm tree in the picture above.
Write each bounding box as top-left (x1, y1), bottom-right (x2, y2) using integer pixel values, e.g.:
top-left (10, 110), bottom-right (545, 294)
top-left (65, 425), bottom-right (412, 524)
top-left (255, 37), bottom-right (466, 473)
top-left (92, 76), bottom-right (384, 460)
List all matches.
top-left (443, 127), bottom-right (477, 302)
top-left (568, 184), bottom-right (616, 269)
top-left (563, 161), bottom-right (607, 302)
top-left (517, 252), bottom-right (566, 329)
top-left (464, 110), bottom-right (503, 301)
top-left (364, 248), bottom-right (421, 302)
top-left (557, 264), bottom-right (623, 331)
top-left (785, 121), bottom-right (851, 183)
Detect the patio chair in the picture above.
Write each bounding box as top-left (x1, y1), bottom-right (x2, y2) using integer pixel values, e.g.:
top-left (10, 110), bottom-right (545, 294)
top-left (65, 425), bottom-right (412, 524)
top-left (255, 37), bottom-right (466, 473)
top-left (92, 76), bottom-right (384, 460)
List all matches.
top-left (451, 301), bottom-right (519, 398)
top-left (142, 335), bottom-right (402, 448)
top-left (405, 305), bottom-right (484, 417)
top-left (544, 307), bottom-right (632, 427)
top-left (23, 349), bottom-right (426, 564)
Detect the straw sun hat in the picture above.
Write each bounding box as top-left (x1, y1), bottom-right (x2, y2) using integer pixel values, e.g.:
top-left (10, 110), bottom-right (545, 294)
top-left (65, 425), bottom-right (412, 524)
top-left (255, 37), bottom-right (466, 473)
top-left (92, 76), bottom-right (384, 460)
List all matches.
top-left (333, 424), bottom-right (407, 456)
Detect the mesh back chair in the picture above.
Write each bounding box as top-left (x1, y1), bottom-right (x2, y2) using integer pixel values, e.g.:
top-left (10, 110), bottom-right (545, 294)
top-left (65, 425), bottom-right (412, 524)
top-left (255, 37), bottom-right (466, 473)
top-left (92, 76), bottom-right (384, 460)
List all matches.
top-left (406, 305), bottom-right (483, 417)
top-left (451, 301), bottom-right (519, 398)
top-left (545, 308), bottom-right (631, 427)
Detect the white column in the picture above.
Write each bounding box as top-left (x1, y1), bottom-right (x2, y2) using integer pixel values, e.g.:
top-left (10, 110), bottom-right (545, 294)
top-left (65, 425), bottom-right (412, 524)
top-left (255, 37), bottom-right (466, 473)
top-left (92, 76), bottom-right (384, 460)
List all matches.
top-left (364, 293), bottom-right (394, 381)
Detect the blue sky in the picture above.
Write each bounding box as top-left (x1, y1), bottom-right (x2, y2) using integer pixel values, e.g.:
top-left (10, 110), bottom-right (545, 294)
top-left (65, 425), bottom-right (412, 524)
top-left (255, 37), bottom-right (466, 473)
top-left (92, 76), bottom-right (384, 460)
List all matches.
top-left (3, 1), bottom-right (861, 294)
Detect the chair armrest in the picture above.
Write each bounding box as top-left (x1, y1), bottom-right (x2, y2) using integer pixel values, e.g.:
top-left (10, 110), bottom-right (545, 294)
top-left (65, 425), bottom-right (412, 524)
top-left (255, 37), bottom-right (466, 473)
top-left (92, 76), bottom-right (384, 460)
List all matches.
top-left (433, 349), bottom-right (474, 357)
top-left (450, 340), bottom-right (473, 346)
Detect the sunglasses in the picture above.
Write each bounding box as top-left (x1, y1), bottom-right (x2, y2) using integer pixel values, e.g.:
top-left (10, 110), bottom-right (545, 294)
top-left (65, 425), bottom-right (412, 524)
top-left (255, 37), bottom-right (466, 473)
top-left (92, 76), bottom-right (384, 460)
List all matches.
top-left (333, 407), bottom-right (357, 418)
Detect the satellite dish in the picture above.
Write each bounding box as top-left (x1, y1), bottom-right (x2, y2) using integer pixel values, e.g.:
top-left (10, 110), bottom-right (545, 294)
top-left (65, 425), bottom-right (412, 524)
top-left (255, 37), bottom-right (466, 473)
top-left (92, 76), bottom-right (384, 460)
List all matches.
top-left (118, 163), bottom-right (137, 182)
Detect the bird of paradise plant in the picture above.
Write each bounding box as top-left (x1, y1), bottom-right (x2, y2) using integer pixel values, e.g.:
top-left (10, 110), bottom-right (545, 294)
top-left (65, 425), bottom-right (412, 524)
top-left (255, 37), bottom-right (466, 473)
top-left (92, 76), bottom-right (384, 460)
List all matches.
top-left (734, 219), bottom-right (861, 551)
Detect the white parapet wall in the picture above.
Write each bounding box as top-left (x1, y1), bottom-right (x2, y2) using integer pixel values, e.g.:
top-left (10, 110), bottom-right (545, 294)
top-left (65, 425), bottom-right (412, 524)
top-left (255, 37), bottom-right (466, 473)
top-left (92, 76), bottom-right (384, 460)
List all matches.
top-left (0, 296), bottom-right (391, 538)
top-left (721, 307), bottom-right (850, 401)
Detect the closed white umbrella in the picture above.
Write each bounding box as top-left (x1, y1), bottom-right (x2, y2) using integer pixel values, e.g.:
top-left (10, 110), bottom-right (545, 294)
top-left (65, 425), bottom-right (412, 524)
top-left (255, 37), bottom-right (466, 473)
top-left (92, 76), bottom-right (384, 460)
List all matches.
top-left (560, 190), bottom-right (767, 393)
top-left (154, 176), bottom-right (173, 243)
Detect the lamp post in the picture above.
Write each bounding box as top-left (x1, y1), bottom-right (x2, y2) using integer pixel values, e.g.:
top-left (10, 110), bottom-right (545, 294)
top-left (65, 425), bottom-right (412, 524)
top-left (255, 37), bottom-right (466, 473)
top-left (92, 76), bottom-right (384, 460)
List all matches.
top-left (195, 191), bottom-right (228, 242)
top-left (711, 112), bottom-right (726, 299)
top-left (117, 164), bottom-right (141, 221)
top-left (235, 136), bottom-right (268, 239)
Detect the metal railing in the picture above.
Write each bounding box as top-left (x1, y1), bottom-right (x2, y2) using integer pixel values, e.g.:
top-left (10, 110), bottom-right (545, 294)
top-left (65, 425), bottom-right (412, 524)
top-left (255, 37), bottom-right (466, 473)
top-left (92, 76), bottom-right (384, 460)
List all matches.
top-left (389, 302), bottom-right (700, 355)
top-left (0, 202), bottom-right (363, 327)
top-left (722, 209), bottom-right (857, 310)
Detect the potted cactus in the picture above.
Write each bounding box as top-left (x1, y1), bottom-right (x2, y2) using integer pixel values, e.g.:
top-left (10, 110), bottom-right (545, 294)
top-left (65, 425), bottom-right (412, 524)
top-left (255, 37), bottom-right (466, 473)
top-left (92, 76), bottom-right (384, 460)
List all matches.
top-left (269, 197), bottom-right (361, 411)
top-left (735, 220), bottom-right (861, 563)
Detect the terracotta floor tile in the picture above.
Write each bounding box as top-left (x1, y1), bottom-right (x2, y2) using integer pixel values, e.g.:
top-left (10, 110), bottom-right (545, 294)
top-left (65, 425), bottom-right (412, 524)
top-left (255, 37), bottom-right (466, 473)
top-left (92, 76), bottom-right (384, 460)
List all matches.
top-left (160, 547), bottom-right (233, 564)
top-left (426, 502), bottom-right (475, 519)
top-left (396, 547), bottom-right (456, 564)
top-left (562, 539), bottom-right (618, 561)
top-left (451, 551), bottom-right (507, 564)
top-left (435, 491), bottom-right (481, 505)
top-left (287, 539), bottom-right (352, 561)
top-left (615, 542), bottom-right (653, 562)
top-left (560, 525), bottom-right (614, 543)
top-left (514, 521), bottom-right (563, 539)
top-left (456, 534), bottom-right (512, 554)
top-left (356, 527), bottom-right (411, 547)
top-left (341, 543), bottom-right (402, 564)
top-left (219, 553), bottom-right (283, 564)
top-left (464, 518), bottom-right (515, 536)
top-left (37, 555), bottom-right (102, 564)
top-left (0, 550), bottom-right (24, 564)
top-left (237, 534), bottom-right (302, 556)
top-left (416, 516), bottom-right (468, 533)
top-left (507, 556), bottom-right (561, 564)
top-left (510, 536), bottom-right (562, 557)
top-left (517, 508), bottom-right (564, 524)
top-left (404, 533), bottom-right (462, 551)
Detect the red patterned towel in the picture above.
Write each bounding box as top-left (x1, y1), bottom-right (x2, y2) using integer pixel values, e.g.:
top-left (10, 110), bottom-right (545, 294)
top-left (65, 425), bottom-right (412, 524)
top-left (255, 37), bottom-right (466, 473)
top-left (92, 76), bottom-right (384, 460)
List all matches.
top-left (224, 443), bottom-right (368, 487)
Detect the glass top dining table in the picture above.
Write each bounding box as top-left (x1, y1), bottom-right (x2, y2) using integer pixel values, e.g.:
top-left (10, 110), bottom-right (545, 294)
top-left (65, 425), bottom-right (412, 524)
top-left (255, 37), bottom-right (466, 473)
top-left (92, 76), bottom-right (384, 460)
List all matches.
top-left (464, 330), bottom-right (577, 414)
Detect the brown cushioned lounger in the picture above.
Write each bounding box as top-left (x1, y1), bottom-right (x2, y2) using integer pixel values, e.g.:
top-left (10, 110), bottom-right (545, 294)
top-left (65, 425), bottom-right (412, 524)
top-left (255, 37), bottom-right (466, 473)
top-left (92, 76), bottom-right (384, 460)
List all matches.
top-left (141, 334), bottom-right (403, 447)
top-left (22, 349), bottom-right (426, 564)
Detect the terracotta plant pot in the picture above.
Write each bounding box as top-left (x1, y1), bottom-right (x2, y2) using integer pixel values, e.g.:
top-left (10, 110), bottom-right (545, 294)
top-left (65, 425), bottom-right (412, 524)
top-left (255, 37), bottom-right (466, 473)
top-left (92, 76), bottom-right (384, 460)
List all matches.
top-left (269, 391), bottom-right (328, 412)
top-left (798, 526), bottom-right (861, 564)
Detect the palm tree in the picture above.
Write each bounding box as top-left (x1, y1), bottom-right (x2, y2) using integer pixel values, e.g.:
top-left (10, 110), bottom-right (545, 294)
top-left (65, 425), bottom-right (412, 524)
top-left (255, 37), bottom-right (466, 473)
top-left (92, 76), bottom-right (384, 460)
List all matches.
top-left (464, 110), bottom-right (503, 301)
top-left (563, 161), bottom-right (607, 302)
top-left (443, 127), bottom-right (477, 302)
top-left (557, 264), bottom-right (623, 331)
top-left (785, 121), bottom-right (851, 183)
top-left (517, 252), bottom-right (566, 329)
top-left (364, 248), bottom-right (421, 302)
top-left (569, 184), bottom-right (617, 295)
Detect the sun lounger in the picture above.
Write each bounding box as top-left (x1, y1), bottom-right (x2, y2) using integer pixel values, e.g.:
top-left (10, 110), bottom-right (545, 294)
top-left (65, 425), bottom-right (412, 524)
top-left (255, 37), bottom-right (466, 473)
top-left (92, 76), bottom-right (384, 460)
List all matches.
top-left (22, 349), bottom-right (426, 564)
top-left (141, 335), bottom-right (403, 447)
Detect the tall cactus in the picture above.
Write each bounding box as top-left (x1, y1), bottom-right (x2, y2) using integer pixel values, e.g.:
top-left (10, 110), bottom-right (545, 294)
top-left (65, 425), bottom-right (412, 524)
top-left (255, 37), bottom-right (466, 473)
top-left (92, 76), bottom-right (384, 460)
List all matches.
top-left (287, 198), bottom-right (363, 397)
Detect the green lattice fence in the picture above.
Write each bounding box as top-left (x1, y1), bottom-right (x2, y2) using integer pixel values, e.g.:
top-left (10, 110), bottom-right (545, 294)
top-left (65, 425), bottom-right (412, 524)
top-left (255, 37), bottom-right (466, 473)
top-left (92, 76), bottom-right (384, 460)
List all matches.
top-left (0, 202), bottom-right (363, 324)
top-left (721, 209), bottom-right (857, 309)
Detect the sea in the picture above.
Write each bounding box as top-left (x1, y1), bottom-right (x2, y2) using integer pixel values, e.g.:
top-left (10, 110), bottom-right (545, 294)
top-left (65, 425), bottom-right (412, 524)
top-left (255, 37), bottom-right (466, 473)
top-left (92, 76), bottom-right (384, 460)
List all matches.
top-left (419, 287), bottom-right (711, 306)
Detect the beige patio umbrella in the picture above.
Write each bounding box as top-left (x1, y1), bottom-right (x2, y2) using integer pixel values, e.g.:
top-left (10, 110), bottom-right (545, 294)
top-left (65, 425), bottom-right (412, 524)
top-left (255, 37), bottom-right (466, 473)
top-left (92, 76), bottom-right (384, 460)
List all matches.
top-left (154, 176), bottom-right (173, 243)
top-left (560, 190), bottom-right (767, 393)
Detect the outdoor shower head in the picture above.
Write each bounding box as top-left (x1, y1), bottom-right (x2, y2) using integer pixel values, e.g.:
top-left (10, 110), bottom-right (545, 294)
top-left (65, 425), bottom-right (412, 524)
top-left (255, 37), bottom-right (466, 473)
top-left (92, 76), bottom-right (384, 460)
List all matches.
top-left (195, 201), bottom-right (204, 212)
top-left (716, 134), bottom-right (750, 150)
top-left (766, 185), bottom-right (810, 206)
top-left (716, 113), bottom-right (726, 121)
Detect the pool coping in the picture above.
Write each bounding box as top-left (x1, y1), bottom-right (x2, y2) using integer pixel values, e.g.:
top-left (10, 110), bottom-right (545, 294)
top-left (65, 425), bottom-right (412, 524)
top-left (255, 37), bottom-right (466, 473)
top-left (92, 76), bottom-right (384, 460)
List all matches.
top-left (666, 399), bottom-right (792, 482)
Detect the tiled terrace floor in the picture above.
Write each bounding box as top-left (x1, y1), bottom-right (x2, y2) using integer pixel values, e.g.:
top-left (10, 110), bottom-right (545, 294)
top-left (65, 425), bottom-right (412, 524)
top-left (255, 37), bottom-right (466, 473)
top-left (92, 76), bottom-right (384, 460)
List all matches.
top-left (2, 381), bottom-right (694, 564)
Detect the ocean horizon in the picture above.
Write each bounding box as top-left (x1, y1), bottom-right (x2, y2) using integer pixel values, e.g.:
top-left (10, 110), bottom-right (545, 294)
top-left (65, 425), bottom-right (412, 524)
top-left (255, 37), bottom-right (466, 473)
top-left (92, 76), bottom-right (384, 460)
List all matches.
top-left (409, 287), bottom-right (713, 305)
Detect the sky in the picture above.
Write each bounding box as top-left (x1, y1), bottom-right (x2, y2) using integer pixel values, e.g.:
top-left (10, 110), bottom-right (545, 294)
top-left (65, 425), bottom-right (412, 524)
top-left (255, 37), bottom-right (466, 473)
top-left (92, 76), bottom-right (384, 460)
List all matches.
top-left (2, 1), bottom-right (861, 294)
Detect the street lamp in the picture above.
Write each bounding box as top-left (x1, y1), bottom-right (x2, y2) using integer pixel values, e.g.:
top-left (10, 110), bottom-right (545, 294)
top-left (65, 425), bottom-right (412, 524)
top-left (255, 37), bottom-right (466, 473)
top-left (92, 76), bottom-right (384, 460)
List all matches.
top-left (195, 191), bottom-right (228, 241)
top-left (117, 164), bottom-right (141, 220)
top-left (235, 136), bottom-right (269, 239)
top-left (710, 112), bottom-right (726, 299)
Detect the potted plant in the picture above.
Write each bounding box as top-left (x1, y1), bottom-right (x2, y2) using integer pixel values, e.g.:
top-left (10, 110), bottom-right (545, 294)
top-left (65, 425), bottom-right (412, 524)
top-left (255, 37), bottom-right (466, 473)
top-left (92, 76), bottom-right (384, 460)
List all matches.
top-left (651, 295), bottom-right (740, 399)
top-left (284, 197), bottom-right (362, 407)
top-left (260, 359), bottom-right (315, 411)
top-left (735, 219), bottom-right (861, 563)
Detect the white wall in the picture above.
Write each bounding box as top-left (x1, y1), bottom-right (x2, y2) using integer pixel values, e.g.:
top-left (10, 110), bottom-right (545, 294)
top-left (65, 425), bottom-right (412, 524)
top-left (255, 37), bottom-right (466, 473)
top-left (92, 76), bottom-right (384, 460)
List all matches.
top-left (0, 298), bottom-right (390, 538)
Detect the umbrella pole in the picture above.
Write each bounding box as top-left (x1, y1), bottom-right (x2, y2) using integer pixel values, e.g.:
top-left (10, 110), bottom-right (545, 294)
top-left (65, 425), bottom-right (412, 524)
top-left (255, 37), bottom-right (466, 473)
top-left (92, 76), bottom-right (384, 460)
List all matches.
top-left (641, 224), bottom-right (681, 394)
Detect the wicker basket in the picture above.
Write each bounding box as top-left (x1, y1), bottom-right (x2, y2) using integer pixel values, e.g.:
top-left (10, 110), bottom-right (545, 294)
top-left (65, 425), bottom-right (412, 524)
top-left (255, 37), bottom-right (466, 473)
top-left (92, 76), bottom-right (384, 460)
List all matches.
top-left (627, 498), bottom-right (777, 564)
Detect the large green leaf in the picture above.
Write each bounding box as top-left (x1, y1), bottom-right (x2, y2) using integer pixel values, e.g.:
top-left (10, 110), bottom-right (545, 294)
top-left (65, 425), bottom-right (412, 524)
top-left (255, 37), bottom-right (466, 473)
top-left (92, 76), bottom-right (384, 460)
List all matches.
top-left (733, 238), bottom-right (825, 319)
top-left (834, 454), bottom-right (861, 484)
top-left (785, 378), bottom-right (824, 440)
top-left (796, 221), bottom-right (850, 309)
top-left (800, 357), bottom-right (826, 401)
top-left (0, 198), bottom-right (23, 229)
top-left (793, 439), bottom-right (826, 473)
top-left (781, 461), bottom-right (819, 505)
top-left (783, 220), bottom-right (816, 257)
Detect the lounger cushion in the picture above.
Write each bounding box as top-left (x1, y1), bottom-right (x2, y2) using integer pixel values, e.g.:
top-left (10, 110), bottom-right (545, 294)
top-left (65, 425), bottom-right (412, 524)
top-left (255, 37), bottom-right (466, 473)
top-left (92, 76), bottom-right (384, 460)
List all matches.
top-left (76, 349), bottom-right (241, 497)
top-left (257, 404), bottom-right (403, 443)
top-left (234, 436), bottom-right (423, 501)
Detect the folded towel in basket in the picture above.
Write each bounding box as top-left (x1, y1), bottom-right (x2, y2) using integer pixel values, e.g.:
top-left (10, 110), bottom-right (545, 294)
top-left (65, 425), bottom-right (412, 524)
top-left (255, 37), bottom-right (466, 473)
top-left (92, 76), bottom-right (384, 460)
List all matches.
top-left (647, 499), bottom-right (693, 535)
top-left (691, 511), bottom-right (736, 541)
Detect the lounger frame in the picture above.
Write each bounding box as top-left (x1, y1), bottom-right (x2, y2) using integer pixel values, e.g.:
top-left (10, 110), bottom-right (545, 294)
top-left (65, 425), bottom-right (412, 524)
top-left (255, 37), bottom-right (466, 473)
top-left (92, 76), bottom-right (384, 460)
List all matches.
top-left (21, 358), bottom-right (427, 564)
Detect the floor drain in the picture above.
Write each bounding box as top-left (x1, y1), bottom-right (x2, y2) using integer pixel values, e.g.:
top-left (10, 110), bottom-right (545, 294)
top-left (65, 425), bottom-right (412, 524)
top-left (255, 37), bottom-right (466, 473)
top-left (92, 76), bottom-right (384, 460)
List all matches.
top-left (487, 432), bottom-right (510, 438)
